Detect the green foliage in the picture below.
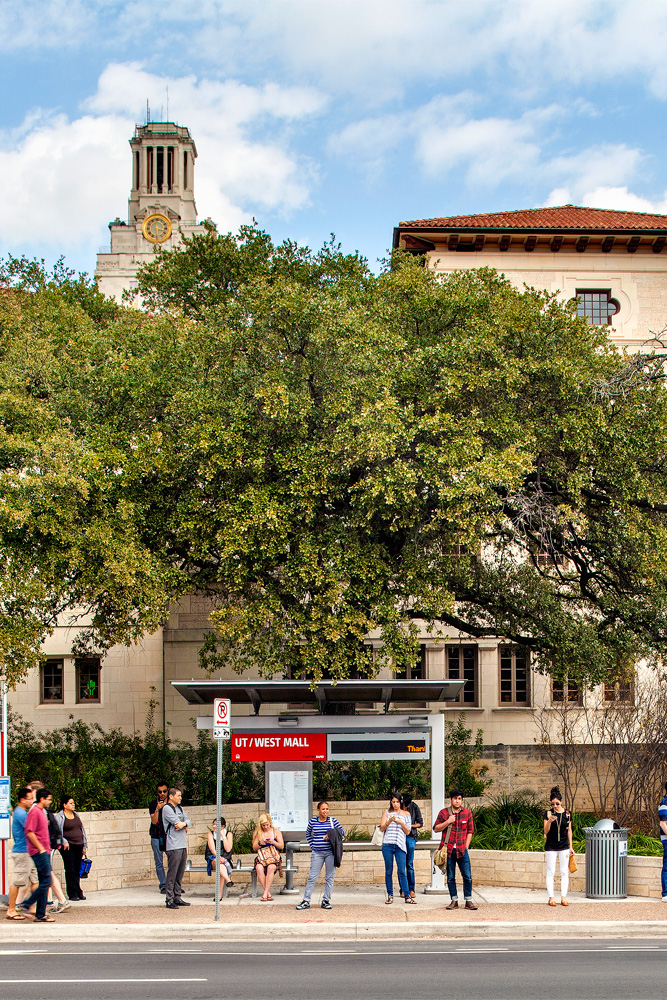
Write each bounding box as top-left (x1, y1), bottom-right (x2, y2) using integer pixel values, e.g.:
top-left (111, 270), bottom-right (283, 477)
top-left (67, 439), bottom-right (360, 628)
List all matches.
top-left (5, 233), bottom-right (667, 687)
top-left (470, 794), bottom-right (661, 854)
top-left (445, 715), bottom-right (491, 796)
top-left (7, 709), bottom-right (263, 811)
top-left (313, 758), bottom-right (430, 801)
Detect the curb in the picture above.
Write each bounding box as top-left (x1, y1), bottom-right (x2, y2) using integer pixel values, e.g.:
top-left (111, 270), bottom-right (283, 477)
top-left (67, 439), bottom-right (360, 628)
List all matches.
top-left (2, 920), bottom-right (667, 942)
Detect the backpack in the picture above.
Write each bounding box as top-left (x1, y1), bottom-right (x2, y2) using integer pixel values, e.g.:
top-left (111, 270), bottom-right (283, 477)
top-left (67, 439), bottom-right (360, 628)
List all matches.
top-left (47, 809), bottom-right (62, 850)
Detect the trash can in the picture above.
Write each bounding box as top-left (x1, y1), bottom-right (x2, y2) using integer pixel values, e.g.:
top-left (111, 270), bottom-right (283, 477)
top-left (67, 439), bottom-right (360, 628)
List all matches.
top-left (584, 818), bottom-right (629, 899)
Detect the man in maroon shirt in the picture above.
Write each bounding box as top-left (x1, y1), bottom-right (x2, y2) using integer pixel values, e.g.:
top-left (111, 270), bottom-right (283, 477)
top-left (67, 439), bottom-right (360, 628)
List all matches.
top-left (19, 788), bottom-right (55, 922)
top-left (433, 789), bottom-right (478, 911)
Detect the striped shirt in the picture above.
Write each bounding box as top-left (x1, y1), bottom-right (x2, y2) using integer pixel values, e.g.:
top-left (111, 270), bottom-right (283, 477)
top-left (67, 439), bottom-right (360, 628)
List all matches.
top-left (382, 811), bottom-right (409, 852)
top-left (659, 796), bottom-right (667, 842)
top-left (306, 815), bottom-right (345, 853)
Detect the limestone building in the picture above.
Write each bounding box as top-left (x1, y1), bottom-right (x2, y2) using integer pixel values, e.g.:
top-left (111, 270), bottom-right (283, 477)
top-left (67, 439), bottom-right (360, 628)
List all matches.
top-left (94, 121), bottom-right (207, 301)
top-left (393, 205), bottom-right (667, 353)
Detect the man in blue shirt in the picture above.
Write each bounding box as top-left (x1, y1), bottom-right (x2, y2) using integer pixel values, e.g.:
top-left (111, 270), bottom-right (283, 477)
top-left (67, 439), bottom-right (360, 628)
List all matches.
top-left (6, 786), bottom-right (36, 920)
top-left (659, 782), bottom-right (667, 901)
top-left (296, 800), bottom-right (345, 911)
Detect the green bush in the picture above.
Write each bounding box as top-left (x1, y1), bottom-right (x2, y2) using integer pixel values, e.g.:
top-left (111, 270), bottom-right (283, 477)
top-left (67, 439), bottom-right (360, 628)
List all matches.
top-left (470, 794), bottom-right (661, 856)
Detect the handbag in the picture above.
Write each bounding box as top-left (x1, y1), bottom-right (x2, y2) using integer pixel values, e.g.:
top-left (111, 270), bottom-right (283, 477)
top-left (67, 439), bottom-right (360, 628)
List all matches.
top-left (256, 844), bottom-right (282, 875)
top-left (568, 854), bottom-right (578, 874)
top-left (371, 826), bottom-right (383, 847)
top-left (79, 855), bottom-right (93, 878)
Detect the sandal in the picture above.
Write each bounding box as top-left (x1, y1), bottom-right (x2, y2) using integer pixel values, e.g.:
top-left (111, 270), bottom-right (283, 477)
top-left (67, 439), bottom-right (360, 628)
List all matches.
top-left (5, 912), bottom-right (26, 920)
top-left (385, 895), bottom-right (393, 905)
top-left (34, 915), bottom-right (56, 922)
top-left (548, 898), bottom-right (557, 906)
top-left (561, 899), bottom-right (569, 906)
top-left (266, 894), bottom-right (273, 901)
top-left (405, 896), bottom-right (417, 904)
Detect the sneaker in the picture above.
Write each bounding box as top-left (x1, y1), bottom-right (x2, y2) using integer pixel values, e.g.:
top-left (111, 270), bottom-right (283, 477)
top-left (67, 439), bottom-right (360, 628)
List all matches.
top-left (321, 899), bottom-right (332, 910)
top-left (295, 900), bottom-right (310, 910)
top-left (57, 900), bottom-right (71, 913)
top-left (49, 901), bottom-right (59, 913)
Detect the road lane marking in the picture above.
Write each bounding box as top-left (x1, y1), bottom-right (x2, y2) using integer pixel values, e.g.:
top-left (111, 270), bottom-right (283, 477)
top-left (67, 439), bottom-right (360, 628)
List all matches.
top-left (0, 979), bottom-right (207, 984)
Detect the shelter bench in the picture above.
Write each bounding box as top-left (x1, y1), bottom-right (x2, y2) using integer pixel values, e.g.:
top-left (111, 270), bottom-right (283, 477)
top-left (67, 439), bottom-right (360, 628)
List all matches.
top-left (284, 839), bottom-right (441, 893)
top-left (185, 856), bottom-right (300, 898)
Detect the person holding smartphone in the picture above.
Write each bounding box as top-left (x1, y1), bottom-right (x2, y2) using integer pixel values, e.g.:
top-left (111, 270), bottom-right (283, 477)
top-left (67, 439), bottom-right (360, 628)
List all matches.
top-left (544, 785), bottom-right (574, 906)
top-left (148, 780), bottom-right (169, 893)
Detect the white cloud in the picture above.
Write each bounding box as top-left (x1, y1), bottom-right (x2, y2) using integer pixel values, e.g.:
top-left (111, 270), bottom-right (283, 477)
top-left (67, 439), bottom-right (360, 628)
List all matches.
top-left (334, 95), bottom-right (649, 202)
top-left (0, 63), bottom-right (326, 257)
top-left (546, 185), bottom-right (667, 215)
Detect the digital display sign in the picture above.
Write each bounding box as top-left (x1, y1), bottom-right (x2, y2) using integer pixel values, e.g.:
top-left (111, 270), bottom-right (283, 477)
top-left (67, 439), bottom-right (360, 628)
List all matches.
top-left (327, 732), bottom-right (430, 761)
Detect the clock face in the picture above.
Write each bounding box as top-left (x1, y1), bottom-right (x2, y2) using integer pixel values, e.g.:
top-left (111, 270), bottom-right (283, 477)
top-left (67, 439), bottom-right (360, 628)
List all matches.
top-left (142, 213), bottom-right (172, 244)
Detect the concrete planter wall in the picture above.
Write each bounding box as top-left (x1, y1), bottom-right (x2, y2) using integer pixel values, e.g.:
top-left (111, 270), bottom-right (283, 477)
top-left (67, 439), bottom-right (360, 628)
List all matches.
top-left (8, 800), bottom-right (664, 900)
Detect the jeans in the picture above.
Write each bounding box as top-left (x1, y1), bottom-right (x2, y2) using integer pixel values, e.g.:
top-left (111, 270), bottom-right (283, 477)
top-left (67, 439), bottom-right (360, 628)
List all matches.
top-left (165, 847), bottom-right (187, 904)
top-left (405, 835), bottom-right (416, 894)
top-left (303, 850), bottom-right (336, 903)
top-left (546, 849), bottom-right (570, 899)
top-left (22, 852), bottom-right (52, 919)
top-left (661, 840), bottom-right (667, 898)
top-left (446, 848), bottom-right (472, 901)
top-left (151, 837), bottom-right (166, 889)
top-left (382, 843), bottom-right (409, 898)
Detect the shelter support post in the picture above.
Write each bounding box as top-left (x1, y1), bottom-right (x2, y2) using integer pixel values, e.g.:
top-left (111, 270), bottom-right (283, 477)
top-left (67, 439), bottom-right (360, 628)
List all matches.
top-left (425, 712), bottom-right (446, 893)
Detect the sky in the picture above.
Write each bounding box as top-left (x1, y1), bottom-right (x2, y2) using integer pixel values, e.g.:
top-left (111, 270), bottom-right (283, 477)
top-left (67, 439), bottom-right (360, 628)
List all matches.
top-left (3, 0), bottom-right (667, 276)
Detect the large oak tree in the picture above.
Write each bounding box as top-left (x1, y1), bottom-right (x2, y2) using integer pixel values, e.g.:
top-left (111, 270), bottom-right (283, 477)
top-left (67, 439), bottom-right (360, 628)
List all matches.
top-left (2, 232), bottom-right (667, 688)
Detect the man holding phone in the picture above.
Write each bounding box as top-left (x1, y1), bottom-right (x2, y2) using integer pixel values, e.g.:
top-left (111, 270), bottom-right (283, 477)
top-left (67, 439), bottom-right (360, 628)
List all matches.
top-left (148, 780), bottom-right (169, 893)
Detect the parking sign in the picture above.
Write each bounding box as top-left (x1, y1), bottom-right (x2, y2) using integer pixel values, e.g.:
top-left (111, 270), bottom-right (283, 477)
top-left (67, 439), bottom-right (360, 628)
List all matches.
top-left (213, 698), bottom-right (231, 739)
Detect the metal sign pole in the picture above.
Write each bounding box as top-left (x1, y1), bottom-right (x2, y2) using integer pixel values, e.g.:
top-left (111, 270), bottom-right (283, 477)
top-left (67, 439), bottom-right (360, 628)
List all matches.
top-left (0, 683), bottom-right (7, 903)
top-left (212, 698), bottom-right (230, 924)
top-left (214, 735), bottom-right (222, 923)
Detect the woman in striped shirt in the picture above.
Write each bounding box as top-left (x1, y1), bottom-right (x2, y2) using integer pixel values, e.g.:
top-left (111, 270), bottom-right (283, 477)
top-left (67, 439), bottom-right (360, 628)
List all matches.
top-left (380, 793), bottom-right (415, 904)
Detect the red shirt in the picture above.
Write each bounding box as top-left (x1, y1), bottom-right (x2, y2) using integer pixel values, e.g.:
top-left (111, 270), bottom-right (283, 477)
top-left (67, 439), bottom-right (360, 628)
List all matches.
top-left (435, 806), bottom-right (474, 856)
top-left (24, 805), bottom-right (50, 856)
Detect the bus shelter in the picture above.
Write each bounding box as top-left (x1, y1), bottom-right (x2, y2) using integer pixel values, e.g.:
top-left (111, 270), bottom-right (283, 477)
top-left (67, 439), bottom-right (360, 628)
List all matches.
top-left (173, 678), bottom-right (464, 916)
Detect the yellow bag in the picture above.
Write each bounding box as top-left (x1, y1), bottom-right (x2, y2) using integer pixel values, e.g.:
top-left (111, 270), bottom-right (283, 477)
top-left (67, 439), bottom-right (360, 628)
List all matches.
top-left (568, 854), bottom-right (578, 874)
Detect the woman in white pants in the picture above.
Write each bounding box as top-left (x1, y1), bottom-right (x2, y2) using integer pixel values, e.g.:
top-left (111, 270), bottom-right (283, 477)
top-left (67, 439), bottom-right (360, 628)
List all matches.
top-left (544, 785), bottom-right (574, 906)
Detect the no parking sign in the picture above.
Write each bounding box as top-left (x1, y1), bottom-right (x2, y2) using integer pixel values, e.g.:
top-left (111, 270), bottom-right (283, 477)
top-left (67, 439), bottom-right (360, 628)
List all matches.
top-left (213, 698), bottom-right (231, 739)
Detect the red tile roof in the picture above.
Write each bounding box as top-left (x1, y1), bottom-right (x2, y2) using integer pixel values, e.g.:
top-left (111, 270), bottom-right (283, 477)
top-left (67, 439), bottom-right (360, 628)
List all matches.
top-left (399, 205), bottom-right (667, 231)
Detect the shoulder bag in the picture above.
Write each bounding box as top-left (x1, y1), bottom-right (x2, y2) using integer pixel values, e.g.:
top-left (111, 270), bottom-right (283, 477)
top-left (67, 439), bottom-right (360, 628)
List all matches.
top-left (433, 810), bottom-right (452, 869)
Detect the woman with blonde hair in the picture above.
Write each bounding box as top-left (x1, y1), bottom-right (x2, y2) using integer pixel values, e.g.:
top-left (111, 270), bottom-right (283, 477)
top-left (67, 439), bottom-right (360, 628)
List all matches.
top-left (252, 812), bottom-right (284, 901)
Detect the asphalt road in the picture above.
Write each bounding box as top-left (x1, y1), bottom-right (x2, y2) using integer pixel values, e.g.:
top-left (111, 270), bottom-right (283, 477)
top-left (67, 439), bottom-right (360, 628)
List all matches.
top-left (0, 940), bottom-right (665, 1000)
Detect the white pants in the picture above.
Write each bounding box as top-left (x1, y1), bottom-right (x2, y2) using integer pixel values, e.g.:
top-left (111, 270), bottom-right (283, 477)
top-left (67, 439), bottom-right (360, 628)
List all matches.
top-left (546, 849), bottom-right (570, 899)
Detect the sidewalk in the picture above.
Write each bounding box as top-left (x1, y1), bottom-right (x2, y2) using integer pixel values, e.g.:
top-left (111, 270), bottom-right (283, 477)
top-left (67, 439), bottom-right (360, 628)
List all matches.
top-left (3, 883), bottom-right (667, 941)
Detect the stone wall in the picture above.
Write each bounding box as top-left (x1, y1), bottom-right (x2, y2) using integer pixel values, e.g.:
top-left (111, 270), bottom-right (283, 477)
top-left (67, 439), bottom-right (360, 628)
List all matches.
top-left (8, 800), bottom-right (664, 899)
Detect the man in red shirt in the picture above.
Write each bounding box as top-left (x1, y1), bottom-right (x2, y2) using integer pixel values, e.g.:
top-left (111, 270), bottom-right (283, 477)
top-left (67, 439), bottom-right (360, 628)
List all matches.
top-left (19, 788), bottom-right (55, 922)
top-left (433, 789), bottom-right (478, 911)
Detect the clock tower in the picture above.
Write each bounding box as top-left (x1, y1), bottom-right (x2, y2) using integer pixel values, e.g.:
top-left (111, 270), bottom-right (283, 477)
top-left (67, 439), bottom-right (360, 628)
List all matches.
top-left (95, 121), bottom-right (208, 301)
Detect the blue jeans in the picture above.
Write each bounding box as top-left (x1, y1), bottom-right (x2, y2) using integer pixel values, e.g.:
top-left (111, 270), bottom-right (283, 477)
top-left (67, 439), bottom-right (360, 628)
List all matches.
top-left (405, 835), bottom-right (416, 894)
top-left (151, 837), bottom-right (166, 889)
top-left (22, 852), bottom-right (52, 919)
top-left (303, 850), bottom-right (336, 903)
top-left (382, 843), bottom-right (409, 898)
top-left (661, 840), bottom-right (667, 898)
top-left (446, 848), bottom-right (473, 901)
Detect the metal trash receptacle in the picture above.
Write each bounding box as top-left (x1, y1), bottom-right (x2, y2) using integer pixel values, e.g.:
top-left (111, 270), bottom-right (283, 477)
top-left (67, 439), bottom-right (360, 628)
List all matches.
top-left (584, 818), bottom-right (629, 899)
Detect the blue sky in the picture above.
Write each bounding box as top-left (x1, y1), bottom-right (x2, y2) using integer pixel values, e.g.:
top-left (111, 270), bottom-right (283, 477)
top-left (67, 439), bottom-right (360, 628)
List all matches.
top-left (3, 0), bottom-right (667, 276)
